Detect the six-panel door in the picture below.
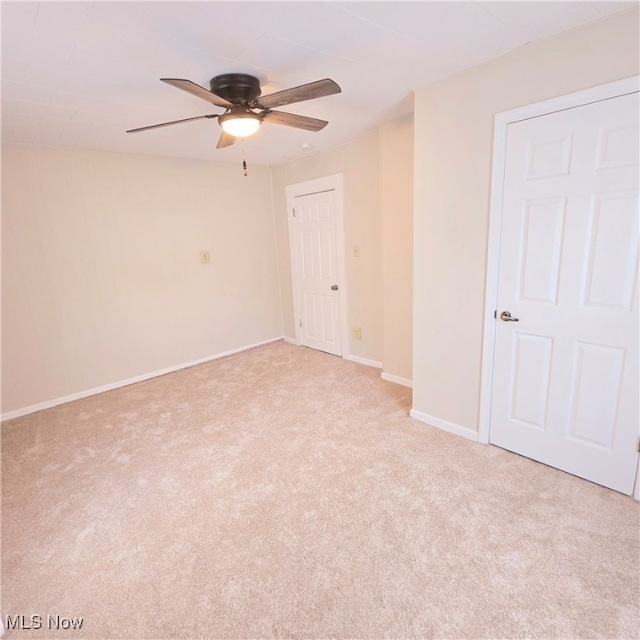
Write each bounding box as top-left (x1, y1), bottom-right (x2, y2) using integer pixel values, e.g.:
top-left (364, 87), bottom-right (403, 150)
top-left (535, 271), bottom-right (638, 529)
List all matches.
top-left (490, 92), bottom-right (639, 494)
top-left (294, 190), bottom-right (342, 356)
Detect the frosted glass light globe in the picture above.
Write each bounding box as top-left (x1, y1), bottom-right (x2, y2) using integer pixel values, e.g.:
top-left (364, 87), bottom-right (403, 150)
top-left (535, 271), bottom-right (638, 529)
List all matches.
top-left (219, 113), bottom-right (261, 138)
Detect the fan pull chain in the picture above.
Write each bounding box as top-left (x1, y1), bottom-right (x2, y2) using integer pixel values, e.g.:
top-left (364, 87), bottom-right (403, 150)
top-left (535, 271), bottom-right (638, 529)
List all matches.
top-left (242, 143), bottom-right (248, 177)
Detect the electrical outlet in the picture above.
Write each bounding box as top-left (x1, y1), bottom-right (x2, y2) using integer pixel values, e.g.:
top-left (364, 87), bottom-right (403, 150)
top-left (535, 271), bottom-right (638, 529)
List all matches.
top-left (200, 251), bottom-right (210, 264)
top-left (353, 326), bottom-right (362, 339)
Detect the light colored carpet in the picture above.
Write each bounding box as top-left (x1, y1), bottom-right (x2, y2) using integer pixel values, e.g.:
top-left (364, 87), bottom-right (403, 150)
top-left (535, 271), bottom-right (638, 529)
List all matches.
top-left (2, 340), bottom-right (638, 639)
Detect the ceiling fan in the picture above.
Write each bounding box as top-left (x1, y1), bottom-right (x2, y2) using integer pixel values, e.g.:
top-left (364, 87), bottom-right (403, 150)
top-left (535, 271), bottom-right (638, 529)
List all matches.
top-left (127, 73), bottom-right (341, 149)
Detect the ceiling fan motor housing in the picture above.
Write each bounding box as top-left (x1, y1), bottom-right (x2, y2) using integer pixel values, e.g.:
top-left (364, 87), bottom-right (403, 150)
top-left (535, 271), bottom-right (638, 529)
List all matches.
top-left (210, 74), bottom-right (261, 104)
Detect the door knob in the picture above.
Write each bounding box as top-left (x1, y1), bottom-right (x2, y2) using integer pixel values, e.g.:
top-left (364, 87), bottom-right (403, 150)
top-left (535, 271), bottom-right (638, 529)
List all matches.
top-left (500, 311), bottom-right (519, 322)
top-left (331, 284), bottom-right (339, 291)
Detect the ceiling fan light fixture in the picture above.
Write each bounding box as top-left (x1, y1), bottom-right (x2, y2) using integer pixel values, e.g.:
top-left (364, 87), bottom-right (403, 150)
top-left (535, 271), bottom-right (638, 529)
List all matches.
top-left (128, 75), bottom-right (341, 149)
top-left (219, 110), bottom-right (261, 138)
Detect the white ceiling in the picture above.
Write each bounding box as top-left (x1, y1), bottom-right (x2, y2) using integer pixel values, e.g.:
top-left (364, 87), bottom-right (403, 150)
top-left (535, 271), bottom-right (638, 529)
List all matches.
top-left (1, 1), bottom-right (635, 166)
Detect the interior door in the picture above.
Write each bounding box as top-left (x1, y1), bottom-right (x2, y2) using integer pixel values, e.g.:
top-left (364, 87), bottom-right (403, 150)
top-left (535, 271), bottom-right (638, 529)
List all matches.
top-left (293, 190), bottom-right (342, 356)
top-left (490, 91), bottom-right (639, 494)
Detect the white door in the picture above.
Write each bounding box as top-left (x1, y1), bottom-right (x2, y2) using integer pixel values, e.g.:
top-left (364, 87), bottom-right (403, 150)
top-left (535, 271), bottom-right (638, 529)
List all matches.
top-left (292, 190), bottom-right (342, 356)
top-left (490, 91), bottom-right (639, 494)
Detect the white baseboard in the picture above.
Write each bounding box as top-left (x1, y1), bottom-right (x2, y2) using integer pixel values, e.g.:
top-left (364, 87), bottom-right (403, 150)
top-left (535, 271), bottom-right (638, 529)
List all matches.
top-left (409, 409), bottom-right (479, 442)
top-left (344, 353), bottom-right (382, 369)
top-left (281, 340), bottom-right (383, 370)
top-left (381, 372), bottom-right (412, 388)
top-left (1, 337), bottom-right (283, 422)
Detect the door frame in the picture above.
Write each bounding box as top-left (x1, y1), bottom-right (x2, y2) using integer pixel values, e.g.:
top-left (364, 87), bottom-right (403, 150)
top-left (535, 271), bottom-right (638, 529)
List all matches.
top-left (285, 173), bottom-right (349, 355)
top-left (478, 76), bottom-right (639, 485)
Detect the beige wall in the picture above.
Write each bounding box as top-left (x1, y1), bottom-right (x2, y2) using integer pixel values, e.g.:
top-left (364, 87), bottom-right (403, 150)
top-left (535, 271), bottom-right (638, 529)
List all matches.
top-left (2, 145), bottom-right (282, 414)
top-left (271, 134), bottom-right (383, 364)
top-left (412, 9), bottom-right (640, 432)
top-left (380, 115), bottom-right (414, 383)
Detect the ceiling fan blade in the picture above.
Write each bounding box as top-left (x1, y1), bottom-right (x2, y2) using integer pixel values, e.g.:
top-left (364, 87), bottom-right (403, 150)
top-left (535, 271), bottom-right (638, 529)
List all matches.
top-left (261, 110), bottom-right (328, 132)
top-left (217, 130), bottom-right (236, 149)
top-left (255, 79), bottom-right (341, 110)
top-left (161, 78), bottom-right (232, 108)
top-left (127, 114), bottom-right (218, 133)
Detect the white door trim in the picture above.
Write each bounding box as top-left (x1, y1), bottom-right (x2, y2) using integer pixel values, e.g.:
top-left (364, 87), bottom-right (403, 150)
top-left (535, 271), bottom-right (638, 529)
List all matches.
top-left (285, 174), bottom-right (349, 356)
top-left (479, 75), bottom-right (640, 446)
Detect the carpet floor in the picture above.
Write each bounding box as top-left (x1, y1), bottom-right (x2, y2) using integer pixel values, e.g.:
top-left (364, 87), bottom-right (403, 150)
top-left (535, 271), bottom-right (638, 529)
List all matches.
top-left (2, 340), bottom-right (638, 639)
